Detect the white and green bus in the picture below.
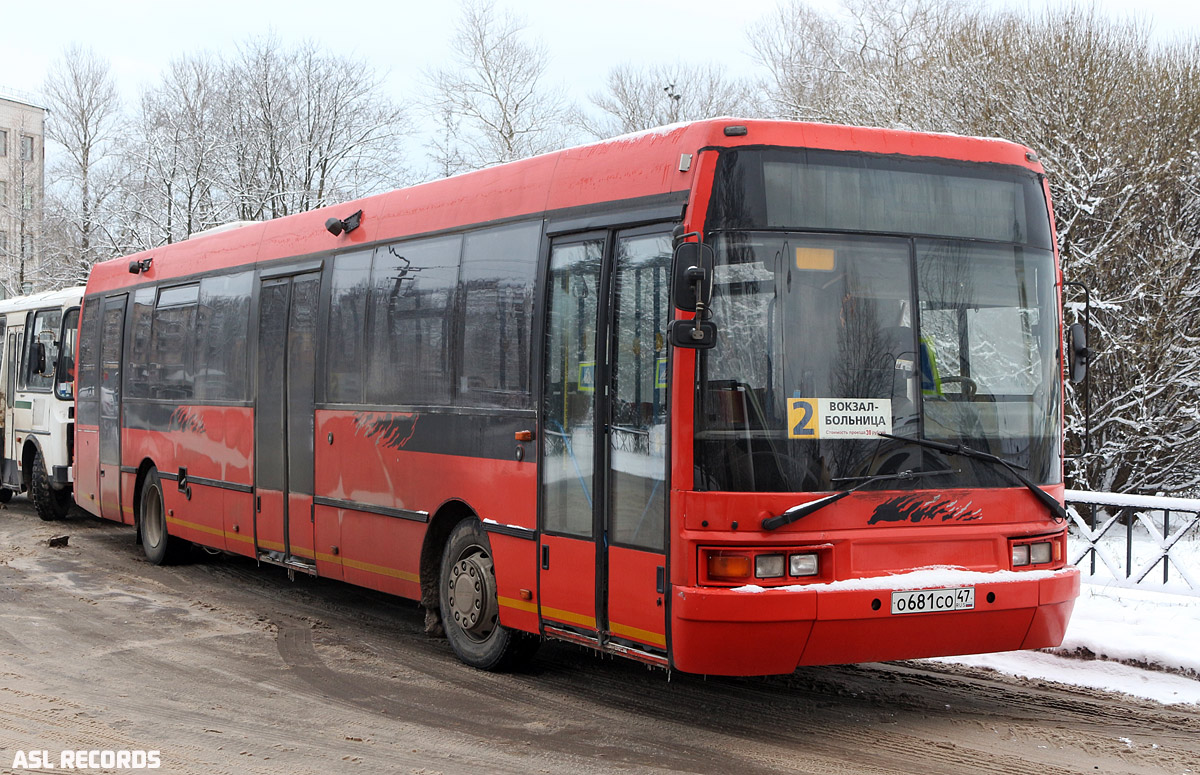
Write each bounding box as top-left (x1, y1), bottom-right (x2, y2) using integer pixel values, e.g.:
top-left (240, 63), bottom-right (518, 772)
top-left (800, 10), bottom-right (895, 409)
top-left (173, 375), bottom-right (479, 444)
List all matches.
top-left (0, 286), bottom-right (85, 519)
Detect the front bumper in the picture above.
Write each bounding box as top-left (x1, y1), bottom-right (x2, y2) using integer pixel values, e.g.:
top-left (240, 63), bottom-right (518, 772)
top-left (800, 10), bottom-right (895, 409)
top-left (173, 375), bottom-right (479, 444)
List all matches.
top-left (671, 566), bottom-right (1080, 675)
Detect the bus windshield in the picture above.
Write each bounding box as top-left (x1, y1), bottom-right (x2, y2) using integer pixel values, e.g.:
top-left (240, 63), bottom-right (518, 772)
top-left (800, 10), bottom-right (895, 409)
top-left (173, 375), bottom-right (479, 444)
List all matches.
top-left (696, 152), bottom-right (1061, 493)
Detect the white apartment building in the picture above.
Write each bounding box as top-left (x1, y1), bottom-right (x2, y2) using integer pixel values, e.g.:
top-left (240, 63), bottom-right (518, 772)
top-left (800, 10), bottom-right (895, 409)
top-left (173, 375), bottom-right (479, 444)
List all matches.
top-left (0, 93), bottom-right (45, 299)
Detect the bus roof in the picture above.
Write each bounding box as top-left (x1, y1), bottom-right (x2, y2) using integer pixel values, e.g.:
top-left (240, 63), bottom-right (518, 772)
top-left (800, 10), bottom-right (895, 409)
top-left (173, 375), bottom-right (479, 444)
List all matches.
top-left (85, 119), bottom-right (1043, 293)
top-left (0, 286), bottom-right (86, 315)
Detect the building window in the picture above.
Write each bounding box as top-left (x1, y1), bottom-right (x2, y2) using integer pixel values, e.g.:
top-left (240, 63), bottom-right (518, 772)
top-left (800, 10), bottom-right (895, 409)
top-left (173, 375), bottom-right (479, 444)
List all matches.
top-left (20, 135), bottom-right (34, 161)
top-left (0, 181), bottom-right (7, 208)
top-left (21, 233), bottom-right (33, 259)
top-left (0, 129), bottom-right (7, 157)
top-left (0, 232), bottom-right (7, 255)
top-left (22, 186), bottom-right (32, 210)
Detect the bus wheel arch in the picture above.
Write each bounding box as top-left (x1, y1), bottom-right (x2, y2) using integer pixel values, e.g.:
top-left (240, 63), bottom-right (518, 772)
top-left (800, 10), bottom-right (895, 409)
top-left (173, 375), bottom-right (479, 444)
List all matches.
top-left (419, 500), bottom-right (476, 636)
top-left (131, 459), bottom-right (158, 540)
top-left (137, 463), bottom-right (187, 564)
top-left (25, 439), bottom-right (71, 521)
top-left (429, 508), bottom-right (539, 671)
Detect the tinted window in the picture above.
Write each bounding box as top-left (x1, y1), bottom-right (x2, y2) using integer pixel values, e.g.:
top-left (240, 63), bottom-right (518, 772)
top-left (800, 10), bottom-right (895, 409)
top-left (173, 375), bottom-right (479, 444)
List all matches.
top-left (365, 235), bottom-right (462, 406)
top-left (150, 284), bottom-right (199, 400)
top-left (459, 222), bottom-right (538, 408)
top-left (709, 149), bottom-right (1053, 249)
top-left (77, 299), bottom-right (100, 424)
top-left (126, 288), bottom-right (155, 399)
top-left (195, 271), bottom-right (252, 401)
top-left (326, 251), bottom-right (372, 404)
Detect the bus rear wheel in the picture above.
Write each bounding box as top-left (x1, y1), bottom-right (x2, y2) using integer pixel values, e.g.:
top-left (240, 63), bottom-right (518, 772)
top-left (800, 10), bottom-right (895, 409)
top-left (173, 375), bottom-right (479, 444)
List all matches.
top-left (139, 468), bottom-right (186, 565)
top-left (439, 519), bottom-right (538, 671)
top-left (31, 452), bottom-right (71, 521)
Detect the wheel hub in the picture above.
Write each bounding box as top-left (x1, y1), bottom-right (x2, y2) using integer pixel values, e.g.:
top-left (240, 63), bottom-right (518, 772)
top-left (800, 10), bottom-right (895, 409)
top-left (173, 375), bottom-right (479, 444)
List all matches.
top-left (447, 549), bottom-right (497, 641)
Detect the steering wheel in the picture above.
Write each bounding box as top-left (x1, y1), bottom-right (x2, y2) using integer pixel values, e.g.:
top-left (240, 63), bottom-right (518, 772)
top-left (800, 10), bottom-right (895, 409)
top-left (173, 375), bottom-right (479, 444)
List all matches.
top-left (940, 376), bottom-right (978, 400)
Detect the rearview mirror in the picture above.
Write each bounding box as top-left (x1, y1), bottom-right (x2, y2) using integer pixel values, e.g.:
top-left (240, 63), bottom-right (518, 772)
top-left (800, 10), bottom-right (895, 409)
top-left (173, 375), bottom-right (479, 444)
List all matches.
top-left (31, 342), bottom-right (47, 376)
top-left (672, 242), bottom-right (715, 312)
top-left (1067, 323), bottom-right (1088, 384)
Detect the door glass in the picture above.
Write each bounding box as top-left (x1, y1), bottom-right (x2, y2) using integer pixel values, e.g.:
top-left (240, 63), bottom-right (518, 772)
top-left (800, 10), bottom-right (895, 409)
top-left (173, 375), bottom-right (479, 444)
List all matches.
top-left (99, 300), bottom-right (125, 465)
top-left (256, 280), bottom-right (290, 493)
top-left (287, 275), bottom-right (319, 495)
top-left (542, 239), bottom-right (603, 537)
top-left (609, 233), bottom-right (671, 550)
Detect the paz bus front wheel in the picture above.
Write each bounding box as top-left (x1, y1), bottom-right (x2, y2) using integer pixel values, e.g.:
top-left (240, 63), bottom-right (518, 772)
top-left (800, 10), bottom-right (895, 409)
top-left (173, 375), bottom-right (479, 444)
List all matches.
top-left (139, 468), bottom-right (187, 565)
top-left (31, 452), bottom-right (71, 520)
top-left (439, 519), bottom-right (538, 671)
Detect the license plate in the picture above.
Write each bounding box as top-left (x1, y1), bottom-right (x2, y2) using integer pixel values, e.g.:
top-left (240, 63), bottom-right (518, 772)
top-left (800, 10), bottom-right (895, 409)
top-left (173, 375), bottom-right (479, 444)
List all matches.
top-left (890, 586), bottom-right (975, 615)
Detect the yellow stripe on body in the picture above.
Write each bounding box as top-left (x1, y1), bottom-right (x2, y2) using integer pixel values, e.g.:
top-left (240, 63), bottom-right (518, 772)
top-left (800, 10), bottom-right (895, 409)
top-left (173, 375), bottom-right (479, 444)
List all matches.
top-left (540, 605), bottom-right (597, 629)
top-left (609, 621), bottom-right (667, 648)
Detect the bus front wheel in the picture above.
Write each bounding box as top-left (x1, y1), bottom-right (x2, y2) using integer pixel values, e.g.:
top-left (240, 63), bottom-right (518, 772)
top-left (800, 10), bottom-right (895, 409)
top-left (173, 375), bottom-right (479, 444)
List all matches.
top-left (31, 452), bottom-right (71, 521)
top-left (139, 468), bottom-right (186, 565)
top-left (439, 519), bottom-right (538, 671)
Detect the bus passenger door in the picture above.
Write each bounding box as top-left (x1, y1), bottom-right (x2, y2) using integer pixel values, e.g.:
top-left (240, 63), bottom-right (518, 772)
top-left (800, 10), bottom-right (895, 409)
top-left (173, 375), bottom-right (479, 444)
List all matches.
top-left (540, 235), bottom-right (604, 640)
top-left (539, 229), bottom-right (670, 660)
top-left (603, 229), bottom-right (671, 658)
top-left (99, 296), bottom-right (127, 523)
top-left (254, 271), bottom-right (320, 569)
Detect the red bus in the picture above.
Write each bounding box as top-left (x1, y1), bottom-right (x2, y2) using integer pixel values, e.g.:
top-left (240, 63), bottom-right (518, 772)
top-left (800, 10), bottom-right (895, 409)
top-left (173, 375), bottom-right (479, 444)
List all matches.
top-left (73, 119), bottom-right (1079, 675)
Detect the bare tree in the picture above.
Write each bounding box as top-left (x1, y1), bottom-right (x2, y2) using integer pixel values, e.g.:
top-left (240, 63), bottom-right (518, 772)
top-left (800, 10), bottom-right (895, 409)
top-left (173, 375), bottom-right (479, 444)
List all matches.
top-left (41, 45), bottom-right (122, 284)
top-left (425, 0), bottom-right (573, 175)
top-left (223, 36), bottom-right (409, 220)
top-left (749, 0), bottom-right (970, 128)
top-left (578, 62), bottom-right (761, 139)
top-left (748, 0), bottom-right (1200, 496)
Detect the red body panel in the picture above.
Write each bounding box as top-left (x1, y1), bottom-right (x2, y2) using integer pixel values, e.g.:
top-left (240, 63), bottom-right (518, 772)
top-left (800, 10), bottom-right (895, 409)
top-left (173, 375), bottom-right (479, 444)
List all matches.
top-left (607, 546), bottom-right (667, 649)
top-left (538, 535), bottom-right (598, 631)
top-left (74, 427), bottom-right (101, 517)
top-left (672, 569), bottom-right (1078, 674)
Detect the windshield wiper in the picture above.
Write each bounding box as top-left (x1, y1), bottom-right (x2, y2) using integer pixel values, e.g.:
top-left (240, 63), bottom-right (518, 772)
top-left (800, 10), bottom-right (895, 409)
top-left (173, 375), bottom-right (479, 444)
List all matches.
top-left (761, 469), bottom-right (952, 531)
top-left (876, 433), bottom-right (1066, 523)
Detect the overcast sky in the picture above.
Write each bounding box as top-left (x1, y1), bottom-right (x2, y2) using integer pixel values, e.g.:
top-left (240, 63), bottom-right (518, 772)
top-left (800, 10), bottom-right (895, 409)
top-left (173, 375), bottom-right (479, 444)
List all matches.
top-left (4, 0), bottom-right (1200, 112)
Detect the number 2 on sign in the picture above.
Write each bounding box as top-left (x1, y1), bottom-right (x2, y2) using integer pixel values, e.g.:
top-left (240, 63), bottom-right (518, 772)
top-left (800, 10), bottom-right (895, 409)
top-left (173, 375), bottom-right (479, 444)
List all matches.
top-left (788, 398), bottom-right (817, 438)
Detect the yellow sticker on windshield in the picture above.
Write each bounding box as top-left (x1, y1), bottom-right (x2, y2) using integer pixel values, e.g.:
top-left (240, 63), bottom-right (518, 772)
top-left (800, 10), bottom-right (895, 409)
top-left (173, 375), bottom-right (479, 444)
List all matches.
top-left (795, 247), bottom-right (835, 271)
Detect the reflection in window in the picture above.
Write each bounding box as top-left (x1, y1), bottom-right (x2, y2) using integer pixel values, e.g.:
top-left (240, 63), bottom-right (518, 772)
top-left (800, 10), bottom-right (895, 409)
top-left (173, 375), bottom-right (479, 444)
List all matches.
top-left (150, 284), bottom-right (199, 399)
top-left (195, 272), bottom-right (252, 401)
top-left (460, 223), bottom-right (538, 409)
top-left (608, 233), bottom-right (670, 550)
top-left (326, 251), bottom-right (372, 404)
top-left (542, 239), bottom-right (602, 538)
top-left (365, 235), bottom-right (461, 406)
top-left (77, 300), bottom-right (100, 424)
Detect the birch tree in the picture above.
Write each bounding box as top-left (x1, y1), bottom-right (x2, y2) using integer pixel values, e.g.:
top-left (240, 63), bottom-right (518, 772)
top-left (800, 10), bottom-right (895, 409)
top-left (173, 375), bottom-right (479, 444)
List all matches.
top-left (41, 45), bottom-right (122, 284)
top-left (425, 0), bottom-right (573, 175)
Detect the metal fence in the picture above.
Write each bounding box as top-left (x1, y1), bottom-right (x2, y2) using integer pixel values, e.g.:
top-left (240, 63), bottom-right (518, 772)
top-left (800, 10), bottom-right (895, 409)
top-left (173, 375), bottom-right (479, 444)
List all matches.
top-left (1065, 489), bottom-right (1200, 595)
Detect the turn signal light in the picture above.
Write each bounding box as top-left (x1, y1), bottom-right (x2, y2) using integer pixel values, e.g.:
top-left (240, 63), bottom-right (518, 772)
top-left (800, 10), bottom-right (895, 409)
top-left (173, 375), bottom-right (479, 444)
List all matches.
top-left (708, 553), bottom-right (752, 580)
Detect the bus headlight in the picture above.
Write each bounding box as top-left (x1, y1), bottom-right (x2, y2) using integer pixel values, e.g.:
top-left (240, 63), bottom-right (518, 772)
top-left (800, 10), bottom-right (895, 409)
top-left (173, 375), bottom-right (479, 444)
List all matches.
top-left (755, 554), bottom-right (785, 579)
top-left (1012, 544), bottom-right (1031, 566)
top-left (789, 553), bottom-right (819, 577)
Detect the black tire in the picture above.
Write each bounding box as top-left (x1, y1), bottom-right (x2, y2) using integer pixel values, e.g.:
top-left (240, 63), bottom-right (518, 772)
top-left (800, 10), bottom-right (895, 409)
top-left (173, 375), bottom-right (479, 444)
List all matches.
top-left (439, 519), bottom-right (539, 671)
top-left (31, 452), bottom-right (71, 521)
top-left (0, 487), bottom-right (12, 503)
top-left (139, 468), bottom-right (187, 565)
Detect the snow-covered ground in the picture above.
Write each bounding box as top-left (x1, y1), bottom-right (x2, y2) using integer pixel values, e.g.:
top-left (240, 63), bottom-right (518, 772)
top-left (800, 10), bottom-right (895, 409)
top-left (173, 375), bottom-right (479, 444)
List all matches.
top-left (928, 582), bottom-right (1200, 706)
